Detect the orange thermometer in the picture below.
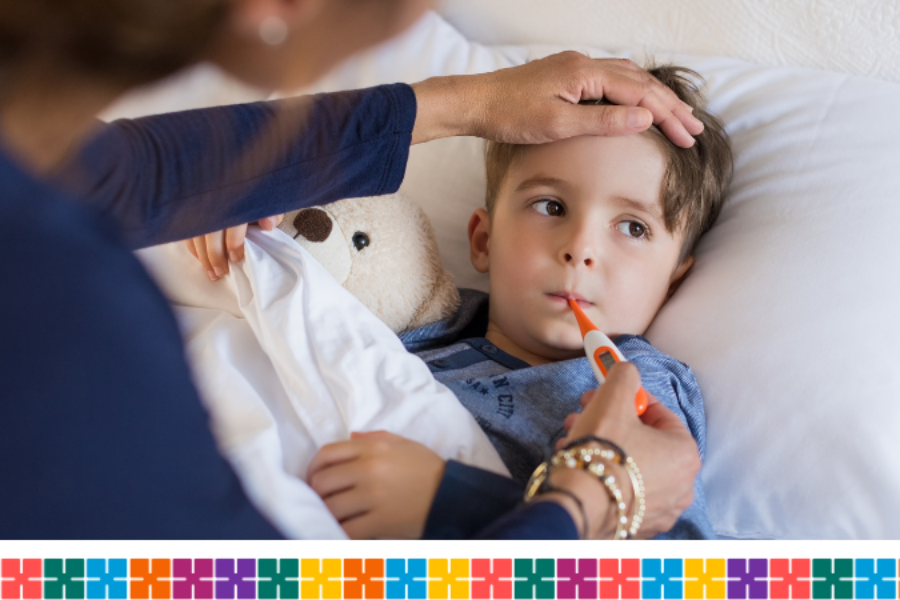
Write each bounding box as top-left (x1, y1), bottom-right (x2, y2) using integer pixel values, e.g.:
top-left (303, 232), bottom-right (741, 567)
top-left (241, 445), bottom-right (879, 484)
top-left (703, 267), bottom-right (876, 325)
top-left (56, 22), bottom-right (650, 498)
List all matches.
top-left (568, 298), bottom-right (648, 416)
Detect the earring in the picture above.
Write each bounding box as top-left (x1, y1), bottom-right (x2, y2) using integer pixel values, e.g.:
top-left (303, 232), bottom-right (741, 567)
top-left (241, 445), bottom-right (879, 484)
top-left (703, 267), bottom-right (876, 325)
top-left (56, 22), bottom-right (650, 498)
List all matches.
top-left (259, 15), bottom-right (288, 45)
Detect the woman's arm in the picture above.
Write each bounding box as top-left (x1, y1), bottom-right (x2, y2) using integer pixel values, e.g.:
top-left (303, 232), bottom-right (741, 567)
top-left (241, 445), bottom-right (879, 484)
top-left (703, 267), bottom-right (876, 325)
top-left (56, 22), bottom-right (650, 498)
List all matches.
top-left (186, 54), bottom-right (706, 277)
top-left (63, 85), bottom-right (415, 249)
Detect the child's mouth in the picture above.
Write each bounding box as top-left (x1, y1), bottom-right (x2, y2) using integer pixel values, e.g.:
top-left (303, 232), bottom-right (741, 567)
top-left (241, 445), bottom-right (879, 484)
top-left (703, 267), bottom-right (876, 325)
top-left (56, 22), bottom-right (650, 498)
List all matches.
top-left (546, 292), bottom-right (593, 307)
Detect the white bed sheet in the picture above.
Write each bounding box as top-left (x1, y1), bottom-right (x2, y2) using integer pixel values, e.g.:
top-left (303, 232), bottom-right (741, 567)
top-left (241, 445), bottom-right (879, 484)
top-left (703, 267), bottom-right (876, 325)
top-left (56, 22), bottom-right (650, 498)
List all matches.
top-left (137, 229), bottom-right (508, 539)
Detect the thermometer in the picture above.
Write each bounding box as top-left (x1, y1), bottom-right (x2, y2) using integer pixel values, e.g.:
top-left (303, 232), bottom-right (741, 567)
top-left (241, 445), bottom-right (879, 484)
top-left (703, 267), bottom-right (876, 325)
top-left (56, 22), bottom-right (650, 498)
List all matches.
top-left (568, 298), bottom-right (648, 416)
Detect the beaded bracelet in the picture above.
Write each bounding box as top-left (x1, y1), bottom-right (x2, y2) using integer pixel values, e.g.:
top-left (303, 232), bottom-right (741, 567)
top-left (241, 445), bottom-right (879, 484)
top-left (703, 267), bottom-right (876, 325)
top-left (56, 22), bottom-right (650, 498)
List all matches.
top-left (525, 447), bottom-right (629, 540)
top-left (562, 435), bottom-right (626, 463)
top-left (597, 469), bottom-right (629, 540)
top-left (560, 435), bottom-right (645, 538)
top-left (624, 456), bottom-right (646, 538)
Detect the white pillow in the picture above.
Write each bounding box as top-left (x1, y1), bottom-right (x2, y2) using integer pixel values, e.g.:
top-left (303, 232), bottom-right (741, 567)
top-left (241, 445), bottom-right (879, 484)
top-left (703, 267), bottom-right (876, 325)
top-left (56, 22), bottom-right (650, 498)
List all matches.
top-left (438, 0), bottom-right (900, 84)
top-left (305, 13), bottom-right (900, 539)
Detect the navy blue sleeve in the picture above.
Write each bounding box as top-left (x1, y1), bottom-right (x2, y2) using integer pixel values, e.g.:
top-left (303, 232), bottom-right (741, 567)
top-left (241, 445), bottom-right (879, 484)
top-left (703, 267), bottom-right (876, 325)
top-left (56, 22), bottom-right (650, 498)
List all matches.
top-left (476, 502), bottom-right (579, 540)
top-left (0, 177), bottom-right (283, 539)
top-left (63, 84), bottom-right (416, 248)
top-left (423, 461), bottom-right (577, 540)
top-left (424, 461), bottom-right (523, 539)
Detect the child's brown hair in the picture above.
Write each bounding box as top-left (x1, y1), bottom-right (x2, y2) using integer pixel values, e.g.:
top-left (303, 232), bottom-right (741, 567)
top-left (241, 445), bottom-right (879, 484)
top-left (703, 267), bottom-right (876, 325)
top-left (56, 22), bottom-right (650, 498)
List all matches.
top-left (484, 65), bottom-right (733, 262)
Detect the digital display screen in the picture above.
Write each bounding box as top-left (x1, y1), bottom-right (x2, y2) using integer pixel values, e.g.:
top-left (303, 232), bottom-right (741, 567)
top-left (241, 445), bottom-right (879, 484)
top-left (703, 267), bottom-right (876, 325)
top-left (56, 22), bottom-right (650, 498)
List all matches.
top-left (598, 350), bottom-right (617, 371)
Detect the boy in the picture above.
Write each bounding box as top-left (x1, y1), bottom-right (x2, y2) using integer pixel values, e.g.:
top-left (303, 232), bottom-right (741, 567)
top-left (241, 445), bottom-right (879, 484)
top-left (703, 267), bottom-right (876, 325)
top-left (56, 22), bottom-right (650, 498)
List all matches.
top-left (398, 65), bottom-right (732, 538)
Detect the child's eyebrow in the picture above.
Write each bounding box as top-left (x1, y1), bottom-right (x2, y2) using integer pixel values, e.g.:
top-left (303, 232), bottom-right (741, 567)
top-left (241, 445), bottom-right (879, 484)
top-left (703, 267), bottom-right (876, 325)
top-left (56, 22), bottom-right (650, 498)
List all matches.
top-left (612, 195), bottom-right (664, 222)
top-left (514, 176), bottom-right (572, 193)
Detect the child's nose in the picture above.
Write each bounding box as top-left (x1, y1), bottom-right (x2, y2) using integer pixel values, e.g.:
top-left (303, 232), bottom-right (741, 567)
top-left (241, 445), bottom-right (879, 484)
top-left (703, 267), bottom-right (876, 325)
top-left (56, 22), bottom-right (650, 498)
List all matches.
top-left (564, 252), bottom-right (594, 267)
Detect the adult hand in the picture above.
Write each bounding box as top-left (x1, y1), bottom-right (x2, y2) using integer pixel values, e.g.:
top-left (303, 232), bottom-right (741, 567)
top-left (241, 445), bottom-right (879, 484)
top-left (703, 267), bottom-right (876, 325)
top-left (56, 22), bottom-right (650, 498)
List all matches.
top-left (553, 363), bottom-right (701, 538)
top-left (306, 431), bottom-right (446, 539)
top-left (184, 215), bottom-right (283, 281)
top-left (412, 52), bottom-right (704, 148)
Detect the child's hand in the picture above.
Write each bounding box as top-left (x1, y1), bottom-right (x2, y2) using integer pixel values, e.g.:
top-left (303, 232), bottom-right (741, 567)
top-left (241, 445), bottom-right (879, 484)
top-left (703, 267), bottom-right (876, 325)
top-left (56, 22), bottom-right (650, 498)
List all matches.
top-left (184, 215), bottom-right (284, 281)
top-left (306, 431), bottom-right (446, 539)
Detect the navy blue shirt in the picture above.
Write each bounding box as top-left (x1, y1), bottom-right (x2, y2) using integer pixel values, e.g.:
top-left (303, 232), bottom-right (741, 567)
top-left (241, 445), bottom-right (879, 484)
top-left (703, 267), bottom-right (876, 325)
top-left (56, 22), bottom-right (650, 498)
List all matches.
top-left (0, 84), bottom-right (415, 538)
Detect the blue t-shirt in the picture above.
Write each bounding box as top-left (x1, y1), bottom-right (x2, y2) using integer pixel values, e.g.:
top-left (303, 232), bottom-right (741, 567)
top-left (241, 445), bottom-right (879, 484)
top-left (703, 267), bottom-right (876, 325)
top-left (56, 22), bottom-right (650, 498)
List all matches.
top-left (404, 289), bottom-right (716, 540)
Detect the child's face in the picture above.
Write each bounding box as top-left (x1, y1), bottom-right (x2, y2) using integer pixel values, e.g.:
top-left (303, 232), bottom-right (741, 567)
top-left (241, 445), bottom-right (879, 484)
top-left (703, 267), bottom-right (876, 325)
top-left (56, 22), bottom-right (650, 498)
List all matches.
top-left (469, 134), bottom-right (693, 362)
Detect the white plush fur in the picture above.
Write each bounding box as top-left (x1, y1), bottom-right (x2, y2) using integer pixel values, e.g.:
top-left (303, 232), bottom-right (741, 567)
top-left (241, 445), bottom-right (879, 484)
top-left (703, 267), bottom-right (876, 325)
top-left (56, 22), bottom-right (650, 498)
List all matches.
top-left (280, 194), bottom-right (459, 334)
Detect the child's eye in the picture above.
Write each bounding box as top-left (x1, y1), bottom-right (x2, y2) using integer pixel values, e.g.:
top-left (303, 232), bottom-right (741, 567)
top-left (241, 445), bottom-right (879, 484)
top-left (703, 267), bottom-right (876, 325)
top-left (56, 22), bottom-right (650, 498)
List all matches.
top-left (616, 220), bottom-right (649, 239)
top-left (531, 199), bottom-right (566, 217)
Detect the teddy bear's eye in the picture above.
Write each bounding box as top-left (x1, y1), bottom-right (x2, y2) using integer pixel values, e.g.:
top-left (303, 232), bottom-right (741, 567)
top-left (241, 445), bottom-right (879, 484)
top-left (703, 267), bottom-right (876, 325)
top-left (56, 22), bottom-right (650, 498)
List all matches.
top-left (352, 232), bottom-right (370, 251)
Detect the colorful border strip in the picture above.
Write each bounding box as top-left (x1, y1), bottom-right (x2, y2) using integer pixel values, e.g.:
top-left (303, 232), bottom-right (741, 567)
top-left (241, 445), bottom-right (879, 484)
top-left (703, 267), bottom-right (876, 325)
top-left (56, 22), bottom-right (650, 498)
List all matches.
top-left (2, 558), bottom-right (899, 599)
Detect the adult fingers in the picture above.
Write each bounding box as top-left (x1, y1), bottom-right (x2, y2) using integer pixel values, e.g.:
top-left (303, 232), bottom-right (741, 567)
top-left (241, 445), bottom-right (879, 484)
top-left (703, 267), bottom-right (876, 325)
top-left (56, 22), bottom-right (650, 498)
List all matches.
top-left (560, 98), bottom-right (694, 149)
top-left (203, 231), bottom-right (229, 277)
top-left (590, 59), bottom-right (701, 126)
top-left (562, 412), bottom-right (579, 435)
top-left (580, 389), bottom-right (592, 408)
top-left (568, 362), bottom-right (642, 440)
top-left (639, 392), bottom-right (691, 433)
top-left (225, 224), bottom-right (249, 264)
top-left (579, 60), bottom-right (704, 147)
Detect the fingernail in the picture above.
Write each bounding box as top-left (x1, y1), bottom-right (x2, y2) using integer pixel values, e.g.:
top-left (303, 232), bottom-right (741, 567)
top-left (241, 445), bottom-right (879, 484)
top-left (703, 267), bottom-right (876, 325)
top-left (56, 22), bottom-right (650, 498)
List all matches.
top-left (628, 108), bottom-right (652, 129)
top-left (207, 270), bottom-right (218, 281)
top-left (213, 266), bottom-right (225, 278)
top-left (229, 252), bottom-right (240, 263)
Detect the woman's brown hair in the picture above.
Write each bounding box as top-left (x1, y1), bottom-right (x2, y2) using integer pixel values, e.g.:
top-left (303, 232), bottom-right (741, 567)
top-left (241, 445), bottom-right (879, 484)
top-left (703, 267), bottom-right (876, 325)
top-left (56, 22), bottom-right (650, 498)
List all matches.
top-left (0, 0), bottom-right (229, 88)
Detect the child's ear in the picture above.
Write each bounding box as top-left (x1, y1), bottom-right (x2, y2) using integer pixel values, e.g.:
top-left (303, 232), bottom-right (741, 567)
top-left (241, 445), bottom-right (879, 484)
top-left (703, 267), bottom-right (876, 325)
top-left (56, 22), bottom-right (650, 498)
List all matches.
top-left (468, 208), bottom-right (491, 274)
top-left (667, 255), bottom-right (694, 299)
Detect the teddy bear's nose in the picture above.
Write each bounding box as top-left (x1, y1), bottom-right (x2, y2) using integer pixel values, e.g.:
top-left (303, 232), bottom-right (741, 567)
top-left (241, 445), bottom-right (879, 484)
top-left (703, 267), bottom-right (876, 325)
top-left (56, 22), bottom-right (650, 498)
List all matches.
top-left (292, 207), bottom-right (332, 242)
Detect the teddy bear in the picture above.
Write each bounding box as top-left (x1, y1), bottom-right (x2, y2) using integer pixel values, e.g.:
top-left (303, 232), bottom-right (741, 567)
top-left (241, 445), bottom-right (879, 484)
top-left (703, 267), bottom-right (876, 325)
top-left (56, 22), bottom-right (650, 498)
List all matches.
top-left (278, 193), bottom-right (460, 334)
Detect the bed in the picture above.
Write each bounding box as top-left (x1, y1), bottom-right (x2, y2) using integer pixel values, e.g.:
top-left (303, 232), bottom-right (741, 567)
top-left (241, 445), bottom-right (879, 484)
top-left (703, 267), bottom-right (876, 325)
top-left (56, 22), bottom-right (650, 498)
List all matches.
top-left (106, 0), bottom-right (900, 539)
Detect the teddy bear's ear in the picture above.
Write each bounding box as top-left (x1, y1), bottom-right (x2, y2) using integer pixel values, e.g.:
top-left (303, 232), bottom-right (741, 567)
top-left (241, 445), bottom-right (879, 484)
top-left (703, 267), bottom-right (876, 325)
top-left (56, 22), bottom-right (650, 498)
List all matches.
top-left (405, 269), bottom-right (461, 331)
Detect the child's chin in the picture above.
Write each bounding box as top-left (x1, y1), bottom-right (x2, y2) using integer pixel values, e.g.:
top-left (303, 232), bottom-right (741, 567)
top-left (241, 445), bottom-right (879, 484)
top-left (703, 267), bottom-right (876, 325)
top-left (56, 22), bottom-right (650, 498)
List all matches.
top-left (537, 336), bottom-right (584, 359)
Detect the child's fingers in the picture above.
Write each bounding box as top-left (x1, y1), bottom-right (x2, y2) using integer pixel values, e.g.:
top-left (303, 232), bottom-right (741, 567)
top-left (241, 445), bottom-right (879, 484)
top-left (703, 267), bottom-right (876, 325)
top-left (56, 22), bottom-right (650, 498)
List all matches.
top-left (340, 511), bottom-right (380, 540)
top-left (185, 238), bottom-right (198, 260)
top-left (322, 485), bottom-right (374, 524)
top-left (306, 440), bottom-right (364, 481)
top-left (191, 235), bottom-right (219, 282)
top-left (224, 224), bottom-right (248, 264)
top-left (257, 215), bottom-right (284, 232)
top-left (307, 460), bottom-right (360, 500)
top-left (204, 231), bottom-right (229, 277)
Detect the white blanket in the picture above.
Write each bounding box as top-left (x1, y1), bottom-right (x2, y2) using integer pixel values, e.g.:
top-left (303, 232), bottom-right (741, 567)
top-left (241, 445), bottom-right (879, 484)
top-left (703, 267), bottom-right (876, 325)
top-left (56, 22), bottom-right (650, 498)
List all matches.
top-left (137, 228), bottom-right (508, 539)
